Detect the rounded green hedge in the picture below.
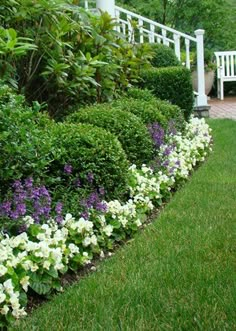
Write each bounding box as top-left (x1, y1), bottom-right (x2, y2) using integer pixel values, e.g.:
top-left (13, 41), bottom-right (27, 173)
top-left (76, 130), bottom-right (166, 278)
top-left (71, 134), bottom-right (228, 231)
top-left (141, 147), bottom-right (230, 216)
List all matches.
top-left (48, 123), bottom-right (129, 199)
top-left (125, 87), bottom-right (156, 102)
top-left (67, 107), bottom-right (154, 166)
top-left (139, 67), bottom-right (194, 120)
top-left (150, 43), bottom-right (181, 68)
top-left (114, 88), bottom-right (185, 131)
top-left (110, 97), bottom-right (167, 127)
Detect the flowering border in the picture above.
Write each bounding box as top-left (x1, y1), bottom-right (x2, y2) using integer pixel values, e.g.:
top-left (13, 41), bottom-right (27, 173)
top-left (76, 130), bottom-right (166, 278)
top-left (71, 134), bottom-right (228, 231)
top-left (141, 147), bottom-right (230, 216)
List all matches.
top-left (0, 117), bottom-right (212, 326)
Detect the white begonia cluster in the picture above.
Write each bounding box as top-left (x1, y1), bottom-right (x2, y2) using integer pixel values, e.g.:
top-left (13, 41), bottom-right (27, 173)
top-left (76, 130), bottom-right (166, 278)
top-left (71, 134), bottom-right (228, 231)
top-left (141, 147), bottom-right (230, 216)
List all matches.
top-left (159, 117), bottom-right (212, 179)
top-left (0, 214), bottom-right (100, 321)
top-left (0, 117), bottom-right (212, 325)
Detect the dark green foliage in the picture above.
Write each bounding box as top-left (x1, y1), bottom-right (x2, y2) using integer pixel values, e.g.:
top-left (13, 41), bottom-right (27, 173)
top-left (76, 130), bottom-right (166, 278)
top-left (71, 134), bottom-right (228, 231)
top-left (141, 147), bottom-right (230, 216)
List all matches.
top-left (0, 1), bottom-right (153, 118)
top-left (119, 88), bottom-right (184, 129)
top-left (139, 67), bottom-right (194, 119)
top-left (67, 107), bottom-right (154, 166)
top-left (149, 43), bottom-right (181, 68)
top-left (0, 83), bottom-right (54, 193)
top-left (48, 123), bottom-right (129, 199)
top-left (110, 98), bottom-right (167, 127)
top-left (0, 84), bottom-right (129, 200)
top-left (125, 87), bottom-right (156, 102)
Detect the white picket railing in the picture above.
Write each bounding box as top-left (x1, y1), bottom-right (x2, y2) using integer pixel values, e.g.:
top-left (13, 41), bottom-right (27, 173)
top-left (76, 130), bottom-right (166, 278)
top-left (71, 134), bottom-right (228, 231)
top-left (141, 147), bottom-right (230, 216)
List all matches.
top-left (82, 0), bottom-right (208, 109)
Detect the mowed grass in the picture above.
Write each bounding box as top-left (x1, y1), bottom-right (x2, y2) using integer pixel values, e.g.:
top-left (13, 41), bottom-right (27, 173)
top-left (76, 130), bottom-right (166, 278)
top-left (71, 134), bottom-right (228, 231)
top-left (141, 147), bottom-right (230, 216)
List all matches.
top-left (14, 120), bottom-right (236, 331)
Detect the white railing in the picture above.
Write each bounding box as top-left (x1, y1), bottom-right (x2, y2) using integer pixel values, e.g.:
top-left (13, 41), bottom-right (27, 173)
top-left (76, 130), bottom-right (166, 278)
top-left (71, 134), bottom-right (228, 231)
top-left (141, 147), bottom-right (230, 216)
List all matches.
top-left (82, 0), bottom-right (208, 109)
top-left (215, 51), bottom-right (236, 100)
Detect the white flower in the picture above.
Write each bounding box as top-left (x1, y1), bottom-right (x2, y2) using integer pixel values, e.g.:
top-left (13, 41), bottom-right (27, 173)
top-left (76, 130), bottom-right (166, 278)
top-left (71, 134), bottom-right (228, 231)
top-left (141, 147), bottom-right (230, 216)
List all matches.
top-left (135, 219), bottom-right (142, 227)
top-left (0, 293), bottom-right (6, 304)
top-left (3, 279), bottom-right (14, 294)
top-left (103, 225), bottom-right (113, 237)
top-left (0, 305), bottom-right (9, 315)
top-left (90, 235), bottom-right (98, 246)
top-left (43, 261), bottom-right (51, 270)
top-left (82, 237), bottom-right (91, 247)
top-left (20, 276), bottom-right (30, 292)
top-left (0, 265), bottom-right (8, 277)
top-left (68, 243), bottom-right (80, 254)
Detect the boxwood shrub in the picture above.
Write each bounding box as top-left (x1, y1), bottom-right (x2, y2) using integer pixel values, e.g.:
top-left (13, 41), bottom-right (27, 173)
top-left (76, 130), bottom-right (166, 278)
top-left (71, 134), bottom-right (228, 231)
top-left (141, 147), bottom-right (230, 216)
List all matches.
top-left (0, 85), bottom-right (54, 194)
top-left (125, 87), bottom-right (156, 102)
top-left (139, 66), bottom-right (194, 120)
top-left (48, 123), bottom-right (130, 199)
top-left (67, 107), bottom-right (154, 166)
top-left (150, 43), bottom-right (181, 68)
top-left (110, 97), bottom-right (167, 127)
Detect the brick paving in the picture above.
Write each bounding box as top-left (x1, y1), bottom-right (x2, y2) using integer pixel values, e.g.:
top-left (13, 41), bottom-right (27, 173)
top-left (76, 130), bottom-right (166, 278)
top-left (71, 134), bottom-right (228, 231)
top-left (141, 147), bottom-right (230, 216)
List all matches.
top-left (209, 97), bottom-right (236, 120)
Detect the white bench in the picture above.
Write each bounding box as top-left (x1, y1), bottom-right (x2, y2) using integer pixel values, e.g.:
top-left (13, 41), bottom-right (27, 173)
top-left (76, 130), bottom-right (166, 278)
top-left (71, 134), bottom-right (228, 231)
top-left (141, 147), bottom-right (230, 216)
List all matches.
top-left (215, 51), bottom-right (236, 100)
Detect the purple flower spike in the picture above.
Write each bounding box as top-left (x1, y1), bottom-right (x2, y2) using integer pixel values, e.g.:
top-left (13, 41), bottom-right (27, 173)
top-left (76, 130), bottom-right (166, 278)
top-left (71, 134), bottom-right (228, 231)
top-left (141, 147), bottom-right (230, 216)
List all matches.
top-left (87, 172), bottom-right (94, 184)
top-left (55, 202), bottom-right (63, 214)
top-left (24, 177), bottom-right (34, 190)
top-left (64, 164), bottom-right (73, 174)
top-left (148, 122), bottom-right (165, 150)
top-left (168, 120), bottom-right (178, 136)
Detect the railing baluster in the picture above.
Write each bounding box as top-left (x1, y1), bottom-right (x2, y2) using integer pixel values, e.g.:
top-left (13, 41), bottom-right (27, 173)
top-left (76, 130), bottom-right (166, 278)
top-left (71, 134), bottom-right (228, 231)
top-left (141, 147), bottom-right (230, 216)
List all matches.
top-left (122, 22), bottom-right (126, 36)
top-left (162, 28), bottom-right (167, 45)
top-left (150, 24), bottom-right (155, 43)
top-left (127, 14), bottom-right (133, 43)
top-left (115, 9), bottom-right (121, 33)
top-left (139, 19), bottom-right (144, 43)
top-left (174, 34), bottom-right (181, 60)
top-left (185, 39), bottom-right (190, 69)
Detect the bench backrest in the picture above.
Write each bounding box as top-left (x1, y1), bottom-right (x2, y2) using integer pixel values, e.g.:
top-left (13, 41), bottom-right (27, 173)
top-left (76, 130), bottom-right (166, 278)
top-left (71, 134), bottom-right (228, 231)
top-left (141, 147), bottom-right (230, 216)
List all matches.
top-left (214, 51), bottom-right (236, 79)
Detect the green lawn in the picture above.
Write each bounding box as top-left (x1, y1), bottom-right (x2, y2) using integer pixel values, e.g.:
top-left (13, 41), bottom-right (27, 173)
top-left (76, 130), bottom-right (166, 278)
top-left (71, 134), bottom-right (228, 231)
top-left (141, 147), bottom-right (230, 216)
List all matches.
top-left (14, 119), bottom-right (236, 331)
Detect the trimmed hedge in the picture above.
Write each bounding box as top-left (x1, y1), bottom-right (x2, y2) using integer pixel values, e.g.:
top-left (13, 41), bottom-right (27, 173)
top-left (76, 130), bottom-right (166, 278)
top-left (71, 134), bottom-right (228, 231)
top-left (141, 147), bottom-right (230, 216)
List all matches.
top-left (67, 107), bottom-right (154, 166)
top-left (110, 98), bottom-right (167, 127)
top-left (119, 88), bottom-right (185, 130)
top-left (139, 66), bottom-right (194, 119)
top-left (0, 85), bottom-right (54, 194)
top-left (125, 87), bottom-right (156, 102)
top-left (0, 84), bottom-right (129, 200)
top-left (150, 43), bottom-right (181, 68)
top-left (48, 123), bottom-right (129, 199)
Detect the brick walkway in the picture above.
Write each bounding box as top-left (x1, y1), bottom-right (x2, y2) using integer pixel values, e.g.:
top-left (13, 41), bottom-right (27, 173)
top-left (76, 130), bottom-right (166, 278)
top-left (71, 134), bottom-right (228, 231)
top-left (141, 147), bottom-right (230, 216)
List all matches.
top-left (209, 97), bottom-right (236, 120)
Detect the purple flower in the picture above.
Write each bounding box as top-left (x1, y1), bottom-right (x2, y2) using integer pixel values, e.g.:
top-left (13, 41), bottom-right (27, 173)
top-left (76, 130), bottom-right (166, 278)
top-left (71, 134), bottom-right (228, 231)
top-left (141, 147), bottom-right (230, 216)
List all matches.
top-left (16, 203), bottom-right (26, 216)
top-left (175, 160), bottom-right (181, 167)
top-left (12, 180), bottom-right (23, 192)
top-left (163, 146), bottom-right (173, 156)
top-left (98, 187), bottom-right (105, 196)
top-left (96, 201), bottom-right (107, 213)
top-left (169, 167), bottom-right (176, 174)
top-left (55, 202), bottom-right (63, 214)
top-left (55, 215), bottom-right (63, 224)
top-left (162, 160), bottom-right (169, 167)
top-left (87, 172), bottom-right (94, 184)
top-left (10, 210), bottom-right (20, 220)
top-left (74, 178), bottom-right (81, 188)
top-left (148, 122), bottom-right (165, 149)
top-left (167, 120), bottom-right (178, 136)
top-left (24, 177), bottom-right (33, 190)
top-left (0, 201), bottom-right (12, 216)
top-left (80, 211), bottom-right (89, 220)
top-left (64, 164), bottom-right (73, 175)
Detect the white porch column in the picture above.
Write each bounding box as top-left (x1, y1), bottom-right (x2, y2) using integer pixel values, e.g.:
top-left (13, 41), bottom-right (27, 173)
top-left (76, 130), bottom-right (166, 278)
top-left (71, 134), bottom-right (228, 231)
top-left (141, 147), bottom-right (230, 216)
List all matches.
top-left (96, 0), bottom-right (115, 17)
top-left (195, 29), bottom-right (208, 108)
